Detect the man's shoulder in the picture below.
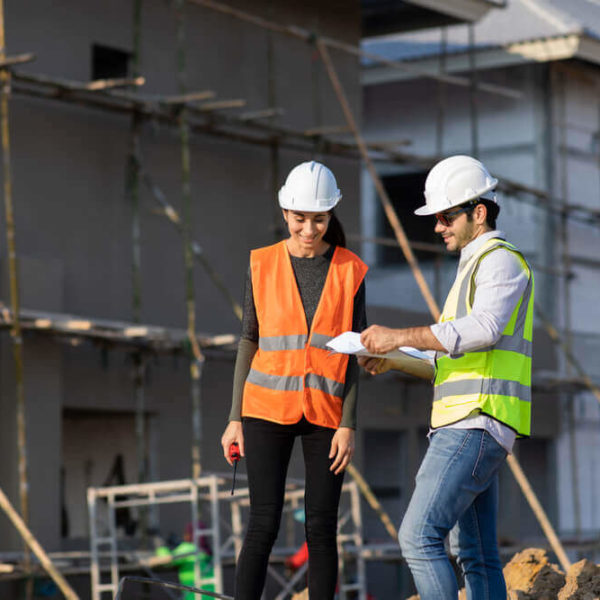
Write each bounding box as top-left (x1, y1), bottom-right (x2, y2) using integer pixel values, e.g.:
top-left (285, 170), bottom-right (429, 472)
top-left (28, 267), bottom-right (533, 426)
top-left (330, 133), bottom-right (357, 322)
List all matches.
top-left (477, 242), bottom-right (529, 279)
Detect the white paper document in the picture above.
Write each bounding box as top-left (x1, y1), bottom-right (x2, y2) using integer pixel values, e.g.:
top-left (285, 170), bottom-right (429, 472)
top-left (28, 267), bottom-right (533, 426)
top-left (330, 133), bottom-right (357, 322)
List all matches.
top-left (326, 331), bottom-right (433, 363)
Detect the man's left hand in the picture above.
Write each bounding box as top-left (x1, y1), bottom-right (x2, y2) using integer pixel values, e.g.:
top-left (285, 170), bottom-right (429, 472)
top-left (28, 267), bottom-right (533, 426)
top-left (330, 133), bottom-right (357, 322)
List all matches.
top-left (361, 324), bottom-right (402, 354)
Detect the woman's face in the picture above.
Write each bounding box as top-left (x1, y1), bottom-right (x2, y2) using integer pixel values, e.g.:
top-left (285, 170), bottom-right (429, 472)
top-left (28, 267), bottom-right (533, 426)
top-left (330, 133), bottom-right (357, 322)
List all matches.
top-left (283, 210), bottom-right (331, 256)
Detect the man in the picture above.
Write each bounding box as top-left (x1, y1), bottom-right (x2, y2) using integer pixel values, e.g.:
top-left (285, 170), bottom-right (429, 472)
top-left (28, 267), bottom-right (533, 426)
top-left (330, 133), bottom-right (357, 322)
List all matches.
top-left (359, 155), bottom-right (534, 600)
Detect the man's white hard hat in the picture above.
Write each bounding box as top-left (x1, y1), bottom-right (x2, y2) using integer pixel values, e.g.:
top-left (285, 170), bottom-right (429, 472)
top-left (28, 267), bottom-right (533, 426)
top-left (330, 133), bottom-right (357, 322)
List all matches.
top-left (278, 161), bottom-right (342, 212)
top-left (415, 155), bottom-right (498, 216)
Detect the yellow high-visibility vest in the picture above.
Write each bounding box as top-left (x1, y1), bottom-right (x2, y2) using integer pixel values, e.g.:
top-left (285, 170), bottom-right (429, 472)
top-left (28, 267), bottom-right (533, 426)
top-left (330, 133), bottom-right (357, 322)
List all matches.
top-left (432, 238), bottom-right (534, 436)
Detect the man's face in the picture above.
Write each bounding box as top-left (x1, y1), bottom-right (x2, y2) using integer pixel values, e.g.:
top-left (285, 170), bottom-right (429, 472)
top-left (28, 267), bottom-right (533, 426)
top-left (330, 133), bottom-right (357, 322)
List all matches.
top-left (434, 204), bottom-right (478, 252)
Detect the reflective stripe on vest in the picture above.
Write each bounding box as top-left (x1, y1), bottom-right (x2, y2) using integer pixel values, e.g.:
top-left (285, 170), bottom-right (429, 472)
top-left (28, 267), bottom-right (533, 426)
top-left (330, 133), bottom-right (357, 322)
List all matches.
top-left (242, 240), bottom-right (368, 428)
top-left (432, 238), bottom-right (534, 436)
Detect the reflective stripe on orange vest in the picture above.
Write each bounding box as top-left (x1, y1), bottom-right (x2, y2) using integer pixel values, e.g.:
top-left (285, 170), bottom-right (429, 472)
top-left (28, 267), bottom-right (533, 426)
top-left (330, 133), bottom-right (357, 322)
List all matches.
top-left (242, 240), bottom-right (368, 428)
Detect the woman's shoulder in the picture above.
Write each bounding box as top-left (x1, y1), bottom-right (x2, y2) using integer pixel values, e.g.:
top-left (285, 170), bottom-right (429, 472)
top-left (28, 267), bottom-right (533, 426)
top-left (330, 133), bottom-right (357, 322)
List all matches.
top-left (250, 240), bottom-right (286, 260)
top-left (333, 245), bottom-right (367, 269)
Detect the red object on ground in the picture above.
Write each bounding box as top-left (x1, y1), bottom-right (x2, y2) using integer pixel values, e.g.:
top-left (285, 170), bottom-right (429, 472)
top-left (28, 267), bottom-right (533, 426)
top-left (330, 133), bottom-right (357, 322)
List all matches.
top-left (285, 541), bottom-right (309, 570)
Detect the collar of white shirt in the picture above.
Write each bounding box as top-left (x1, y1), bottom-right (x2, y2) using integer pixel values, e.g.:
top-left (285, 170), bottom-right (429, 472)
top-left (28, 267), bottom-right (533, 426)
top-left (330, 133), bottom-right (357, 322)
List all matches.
top-left (458, 229), bottom-right (506, 271)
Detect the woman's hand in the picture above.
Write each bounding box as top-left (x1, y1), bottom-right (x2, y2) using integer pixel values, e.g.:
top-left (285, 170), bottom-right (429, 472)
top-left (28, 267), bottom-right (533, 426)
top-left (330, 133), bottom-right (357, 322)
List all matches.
top-left (221, 421), bottom-right (245, 466)
top-left (357, 355), bottom-right (391, 376)
top-left (329, 427), bottom-right (355, 475)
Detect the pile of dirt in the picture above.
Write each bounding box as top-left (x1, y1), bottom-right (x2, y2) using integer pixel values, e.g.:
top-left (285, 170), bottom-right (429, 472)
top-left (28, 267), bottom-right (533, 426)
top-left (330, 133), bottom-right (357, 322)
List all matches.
top-left (558, 558), bottom-right (600, 600)
top-left (404, 548), bottom-right (600, 600)
top-left (504, 548), bottom-right (565, 599)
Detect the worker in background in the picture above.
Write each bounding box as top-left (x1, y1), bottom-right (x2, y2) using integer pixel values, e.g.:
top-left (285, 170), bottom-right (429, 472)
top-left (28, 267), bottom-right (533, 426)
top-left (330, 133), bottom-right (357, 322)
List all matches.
top-left (155, 522), bottom-right (214, 600)
top-left (221, 161), bottom-right (368, 600)
top-left (359, 155), bottom-right (534, 600)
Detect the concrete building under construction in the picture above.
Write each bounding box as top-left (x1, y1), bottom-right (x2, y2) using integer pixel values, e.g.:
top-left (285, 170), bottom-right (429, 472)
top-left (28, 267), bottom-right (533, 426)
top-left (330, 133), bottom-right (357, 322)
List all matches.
top-left (0, 1), bottom-right (598, 599)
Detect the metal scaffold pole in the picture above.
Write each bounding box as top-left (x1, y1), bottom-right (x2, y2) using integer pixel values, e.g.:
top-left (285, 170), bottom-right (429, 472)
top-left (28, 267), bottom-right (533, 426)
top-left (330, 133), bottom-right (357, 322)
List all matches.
top-left (175, 0), bottom-right (205, 479)
top-left (468, 24), bottom-right (479, 158)
top-left (0, 2), bottom-right (32, 596)
top-left (266, 8), bottom-right (281, 242)
top-left (126, 0), bottom-right (150, 542)
top-left (557, 68), bottom-right (580, 536)
top-left (435, 26), bottom-right (447, 158)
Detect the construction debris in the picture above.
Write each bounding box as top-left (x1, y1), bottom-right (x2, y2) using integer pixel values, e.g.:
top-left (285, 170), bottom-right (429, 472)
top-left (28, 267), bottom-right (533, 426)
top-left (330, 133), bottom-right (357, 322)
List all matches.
top-left (406, 548), bottom-right (600, 600)
top-left (558, 559), bottom-right (600, 600)
top-left (504, 548), bottom-right (565, 599)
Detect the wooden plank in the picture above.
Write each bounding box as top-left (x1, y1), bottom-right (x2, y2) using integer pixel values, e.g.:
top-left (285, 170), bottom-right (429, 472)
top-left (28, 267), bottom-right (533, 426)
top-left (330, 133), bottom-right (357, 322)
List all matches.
top-left (85, 76), bottom-right (145, 91)
top-left (0, 487), bottom-right (80, 600)
top-left (238, 107), bottom-right (283, 121)
top-left (0, 52), bottom-right (35, 68)
top-left (197, 99), bottom-right (246, 111)
top-left (162, 90), bottom-right (215, 104)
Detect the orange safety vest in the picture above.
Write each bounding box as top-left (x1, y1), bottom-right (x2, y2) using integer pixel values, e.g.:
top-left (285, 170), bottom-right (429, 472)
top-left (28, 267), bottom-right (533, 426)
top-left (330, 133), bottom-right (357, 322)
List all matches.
top-left (242, 240), bottom-right (368, 429)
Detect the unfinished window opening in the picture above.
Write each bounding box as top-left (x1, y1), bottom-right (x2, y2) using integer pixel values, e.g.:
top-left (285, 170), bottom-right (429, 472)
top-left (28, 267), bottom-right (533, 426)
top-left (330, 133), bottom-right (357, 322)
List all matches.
top-left (91, 44), bottom-right (130, 80)
top-left (377, 171), bottom-right (437, 266)
top-left (61, 408), bottom-right (153, 539)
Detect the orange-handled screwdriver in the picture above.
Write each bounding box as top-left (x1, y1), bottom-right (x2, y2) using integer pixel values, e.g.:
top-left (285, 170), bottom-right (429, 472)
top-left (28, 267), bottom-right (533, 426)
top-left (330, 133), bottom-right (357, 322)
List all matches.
top-left (229, 442), bottom-right (240, 495)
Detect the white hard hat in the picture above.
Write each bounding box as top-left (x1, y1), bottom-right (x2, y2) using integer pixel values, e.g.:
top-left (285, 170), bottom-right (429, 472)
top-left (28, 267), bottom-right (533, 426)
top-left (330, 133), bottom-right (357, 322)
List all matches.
top-left (415, 155), bottom-right (498, 216)
top-left (278, 161), bottom-right (342, 212)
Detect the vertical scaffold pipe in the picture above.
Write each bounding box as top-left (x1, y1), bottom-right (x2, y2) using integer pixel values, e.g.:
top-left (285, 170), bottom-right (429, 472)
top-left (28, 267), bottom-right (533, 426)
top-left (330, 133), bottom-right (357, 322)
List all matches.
top-left (266, 14), bottom-right (281, 241)
top-left (126, 0), bottom-right (148, 494)
top-left (175, 0), bottom-right (205, 479)
top-left (0, 2), bottom-right (32, 596)
top-left (557, 70), bottom-right (580, 536)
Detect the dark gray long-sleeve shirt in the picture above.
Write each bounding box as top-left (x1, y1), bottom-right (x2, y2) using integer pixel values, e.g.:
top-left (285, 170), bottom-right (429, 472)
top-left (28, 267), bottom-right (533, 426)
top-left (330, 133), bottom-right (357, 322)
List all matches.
top-left (229, 245), bottom-right (367, 428)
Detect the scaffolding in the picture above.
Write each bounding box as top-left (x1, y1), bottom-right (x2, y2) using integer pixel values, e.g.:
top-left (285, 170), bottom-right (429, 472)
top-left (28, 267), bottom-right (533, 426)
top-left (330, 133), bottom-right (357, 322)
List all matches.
top-left (87, 477), bottom-right (366, 600)
top-left (0, 0), bottom-right (599, 598)
top-left (88, 476), bottom-right (223, 600)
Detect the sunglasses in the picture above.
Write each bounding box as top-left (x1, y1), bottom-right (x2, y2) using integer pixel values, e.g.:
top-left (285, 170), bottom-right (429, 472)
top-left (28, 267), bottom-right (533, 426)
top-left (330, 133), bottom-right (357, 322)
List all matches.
top-left (434, 202), bottom-right (477, 226)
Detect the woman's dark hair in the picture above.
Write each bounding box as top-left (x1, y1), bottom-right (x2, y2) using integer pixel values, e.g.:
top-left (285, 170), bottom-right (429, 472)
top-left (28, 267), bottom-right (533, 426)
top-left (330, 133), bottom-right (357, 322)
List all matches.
top-left (323, 209), bottom-right (346, 248)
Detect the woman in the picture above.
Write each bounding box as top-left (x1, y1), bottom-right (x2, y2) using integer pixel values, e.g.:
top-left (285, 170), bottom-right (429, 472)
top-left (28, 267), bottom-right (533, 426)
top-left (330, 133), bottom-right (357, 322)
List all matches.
top-left (221, 161), bottom-right (367, 600)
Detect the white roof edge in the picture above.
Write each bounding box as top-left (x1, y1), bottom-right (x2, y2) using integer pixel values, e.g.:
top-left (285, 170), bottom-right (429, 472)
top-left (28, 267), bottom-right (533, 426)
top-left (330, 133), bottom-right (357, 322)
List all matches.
top-left (409, 0), bottom-right (497, 23)
top-left (361, 33), bottom-right (589, 87)
top-left (576, 34), bottom-right (600, 66)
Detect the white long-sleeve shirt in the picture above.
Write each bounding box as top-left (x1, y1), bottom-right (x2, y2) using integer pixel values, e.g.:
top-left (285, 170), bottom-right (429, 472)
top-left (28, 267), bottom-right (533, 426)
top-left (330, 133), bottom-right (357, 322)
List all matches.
top-left (429, 230), bottom-right (530, 452)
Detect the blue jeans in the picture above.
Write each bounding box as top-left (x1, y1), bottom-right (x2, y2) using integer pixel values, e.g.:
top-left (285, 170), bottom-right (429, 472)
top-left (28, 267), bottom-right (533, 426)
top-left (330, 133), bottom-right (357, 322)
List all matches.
top-left (399, 428), bottom-right (507, 600)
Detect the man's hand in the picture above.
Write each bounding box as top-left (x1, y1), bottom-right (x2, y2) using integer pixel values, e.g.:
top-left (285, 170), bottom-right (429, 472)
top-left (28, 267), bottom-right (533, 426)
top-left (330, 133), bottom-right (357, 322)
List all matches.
top-left (360, 324), bottom-right (403, 354)
top-left (357, 356), bottom-right (391, 376)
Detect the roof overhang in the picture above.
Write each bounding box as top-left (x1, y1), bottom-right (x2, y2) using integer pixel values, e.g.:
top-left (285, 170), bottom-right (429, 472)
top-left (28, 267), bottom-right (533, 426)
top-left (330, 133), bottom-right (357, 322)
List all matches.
top-left (410, 0), bottom-right (500, 24)
top-left (362, 32), bottom-right (600, 86)
top-left (361, 0), bottom-right (500, 37)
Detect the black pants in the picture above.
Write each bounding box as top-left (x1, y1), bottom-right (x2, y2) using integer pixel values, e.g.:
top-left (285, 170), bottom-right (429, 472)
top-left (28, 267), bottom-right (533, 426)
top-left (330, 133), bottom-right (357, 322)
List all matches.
top-left (234, 417), bottom-right (344, 600)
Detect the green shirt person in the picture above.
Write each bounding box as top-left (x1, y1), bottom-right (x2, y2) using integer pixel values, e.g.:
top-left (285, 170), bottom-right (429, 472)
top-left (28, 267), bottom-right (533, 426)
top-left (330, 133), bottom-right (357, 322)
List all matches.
top-left (156, 539), bottom-right (214, 599)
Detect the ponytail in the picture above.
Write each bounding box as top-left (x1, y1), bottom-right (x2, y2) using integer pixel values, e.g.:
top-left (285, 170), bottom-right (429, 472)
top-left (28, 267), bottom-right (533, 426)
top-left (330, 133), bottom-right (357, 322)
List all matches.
top-left (323, 209), bottom-right (346, 248)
